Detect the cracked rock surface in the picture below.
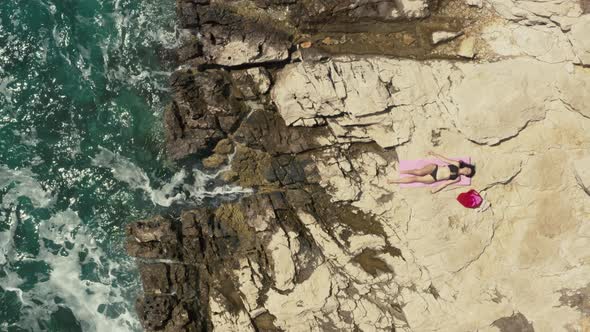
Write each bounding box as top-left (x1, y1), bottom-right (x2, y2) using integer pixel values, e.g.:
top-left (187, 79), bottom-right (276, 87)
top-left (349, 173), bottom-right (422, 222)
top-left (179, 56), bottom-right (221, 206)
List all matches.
top-left (127, 0), bottom-right (590, 331)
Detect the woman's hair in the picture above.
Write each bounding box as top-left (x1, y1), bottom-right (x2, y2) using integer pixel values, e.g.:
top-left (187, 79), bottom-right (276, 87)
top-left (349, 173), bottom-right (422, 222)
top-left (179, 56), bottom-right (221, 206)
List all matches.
top-left (463, 163), bottom-right (476, 178)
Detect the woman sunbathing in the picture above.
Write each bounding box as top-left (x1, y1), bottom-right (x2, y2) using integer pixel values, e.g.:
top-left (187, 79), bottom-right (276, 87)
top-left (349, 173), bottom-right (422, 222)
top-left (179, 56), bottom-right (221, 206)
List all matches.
top-left (388, 151), bottom-right (476, 193)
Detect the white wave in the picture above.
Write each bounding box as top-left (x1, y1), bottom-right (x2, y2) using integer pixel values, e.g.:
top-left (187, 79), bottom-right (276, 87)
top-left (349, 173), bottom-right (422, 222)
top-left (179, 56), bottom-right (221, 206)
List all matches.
top-left (0, 166), bottom-right (139, 331)
top-left (38, 210), bottom-right (139, 332)
top-left (0, 209), bottom-right (19, 266)
top-left (91, 147), bottom-right (253, 207)
top-left (0, 165), bottom-right (55, 209)
top-left (91, 147), bottom-right (185, 207)
top-left (13, 127), bottom-right (40, 147)
top-left (1, 209), bottom-right (141, 332)
top-left (0, 165), bottom-right (53, 266)
top-left (184, 167), bottom-right (254, 202)
top-left (0, 75), bottom-right (16, 106)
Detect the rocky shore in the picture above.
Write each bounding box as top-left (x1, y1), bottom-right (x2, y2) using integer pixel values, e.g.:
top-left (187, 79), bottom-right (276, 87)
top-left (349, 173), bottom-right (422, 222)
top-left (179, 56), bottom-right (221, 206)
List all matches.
top-left (126, 0), bottom-right (590, 331)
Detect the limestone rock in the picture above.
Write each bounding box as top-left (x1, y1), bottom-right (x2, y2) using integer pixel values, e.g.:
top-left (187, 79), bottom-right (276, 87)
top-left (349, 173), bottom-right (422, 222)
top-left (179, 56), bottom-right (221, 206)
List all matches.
top-left (209, 292), bottom-right (256, 332)
top-left (574, 155), bottom-right (590, 195)
top-left (264, 263), bottom-right (332, 330)
top-left (290, 0), bottom-right (431, 22)
top-left (570, 15), bottom-right (590, 65)
top-left (397, 0), bottom-right (430, 18)
top-left (432, 31), bottom-right (463, 45)
top-left (274, 57), bottom-right (590, 146)
top-left (448, 58), bottom-right (555, 145)
top-left (458, 36), bottom-right (476, 58)
top-left (481, 23), bottom-right (578, 63)
top-left (268, 54), bottom-right (590, 331)
top-left (271, 60), bottom-right (418, 148)
top-left (466, 0), bottom-right (483, 8)
top-left (267, 229), bottom-right (296, 291)
top-left (486, 0), bottom-right (582, 24)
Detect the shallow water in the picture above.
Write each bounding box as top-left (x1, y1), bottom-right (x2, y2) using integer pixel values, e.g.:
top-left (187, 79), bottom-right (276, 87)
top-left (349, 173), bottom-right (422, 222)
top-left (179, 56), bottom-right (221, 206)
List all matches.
top-left (0, 0), bottom-right (246, 330)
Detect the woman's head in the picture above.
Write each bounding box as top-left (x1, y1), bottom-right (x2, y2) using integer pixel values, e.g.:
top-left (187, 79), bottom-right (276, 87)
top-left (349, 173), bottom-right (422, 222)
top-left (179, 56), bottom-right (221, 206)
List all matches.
top-left (460, 163), bottom-right (476, 178)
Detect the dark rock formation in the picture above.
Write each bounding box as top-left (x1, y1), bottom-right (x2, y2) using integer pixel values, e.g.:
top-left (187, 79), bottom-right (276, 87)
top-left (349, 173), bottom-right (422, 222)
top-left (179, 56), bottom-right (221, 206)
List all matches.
top-left (177, 1), bottom-right (293, 67)
top-left (128, 215), bottom-right (210, 332)
top-left (232, 109), bottom-right (331, 156)
top-left (165, 69), bottom-right (248, 160)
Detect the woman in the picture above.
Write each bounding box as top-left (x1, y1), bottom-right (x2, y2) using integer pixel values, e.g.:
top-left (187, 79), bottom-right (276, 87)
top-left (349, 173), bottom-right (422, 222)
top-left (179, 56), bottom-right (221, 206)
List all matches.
top-left (388, 151), bottom-right (476, 193)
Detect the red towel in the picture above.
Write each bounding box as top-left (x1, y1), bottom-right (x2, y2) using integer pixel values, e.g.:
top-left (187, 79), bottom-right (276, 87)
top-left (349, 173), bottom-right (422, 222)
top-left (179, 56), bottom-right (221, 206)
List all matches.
top-left (457, 190), bottom-right (483, 208)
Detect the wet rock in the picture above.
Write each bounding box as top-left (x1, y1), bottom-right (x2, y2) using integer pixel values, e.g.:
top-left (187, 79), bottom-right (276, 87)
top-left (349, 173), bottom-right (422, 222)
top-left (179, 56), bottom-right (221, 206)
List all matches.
top-left (126, 216), bottom-right (179, 259)
top-left (231, 68), bottom-right (272, 100)
top-left (167, 265), bottom-right (202, 300)
top-left (176, 2), bottom-right (200, 28)
top-left (195, 4), bottom-right (292, 66)
top-left (165, 69), bottom-right (247, 160)
top-left (139, 264), bottom-right (170, 295)
top-left (127, 211), bottom-right (215, 331)
top-left (136, 296), bottom-right (207, 332)
top-left (176, 41), bottom-right (202, 63)
top-left (252, 312), bottom-right (281, 331)
top-left (202, 153), bottom-right (227, 169)
top-left (230, 144), bottom-right (274, 187)
top-left (136, 295), bottom-right (177, 331)
top-left (213, 138), bottom-right (234, 155)
top-left (267, 154), bottom-right (309, 186)
top-left (253, 0), bottom-right (297, 8)
top-left (232, 109), bottom-right (331, 155)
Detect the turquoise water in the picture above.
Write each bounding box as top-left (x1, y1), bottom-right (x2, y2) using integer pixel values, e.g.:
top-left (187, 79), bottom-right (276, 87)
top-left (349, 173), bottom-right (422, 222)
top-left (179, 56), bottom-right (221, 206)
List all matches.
top-left (0, 0), bottom-right (244, 331)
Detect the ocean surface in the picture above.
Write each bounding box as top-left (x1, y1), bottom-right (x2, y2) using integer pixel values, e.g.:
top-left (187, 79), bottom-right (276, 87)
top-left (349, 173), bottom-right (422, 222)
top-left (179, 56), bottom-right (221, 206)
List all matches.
top-left (0, 0), bottom-right (245, 331)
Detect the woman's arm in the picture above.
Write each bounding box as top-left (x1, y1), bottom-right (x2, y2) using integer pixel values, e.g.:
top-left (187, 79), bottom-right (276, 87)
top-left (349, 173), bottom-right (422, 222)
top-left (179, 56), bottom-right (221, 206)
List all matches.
top-left (428, 151), bottom-right (460, 166)
top-left (431, 178), bottom-right (461, 194)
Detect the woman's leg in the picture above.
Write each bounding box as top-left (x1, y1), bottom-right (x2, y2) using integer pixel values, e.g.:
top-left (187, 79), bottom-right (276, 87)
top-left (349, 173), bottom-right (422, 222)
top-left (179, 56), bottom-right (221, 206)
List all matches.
top-left (389, 175), bottom-right (435, 184)
top-left (400, 164), bottom-right (436, 176)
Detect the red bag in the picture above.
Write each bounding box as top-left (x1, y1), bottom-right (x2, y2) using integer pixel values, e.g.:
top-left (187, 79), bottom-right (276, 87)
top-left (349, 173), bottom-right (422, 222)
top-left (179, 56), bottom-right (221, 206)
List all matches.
top-left (457, 189), bottom-right (483, 208)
